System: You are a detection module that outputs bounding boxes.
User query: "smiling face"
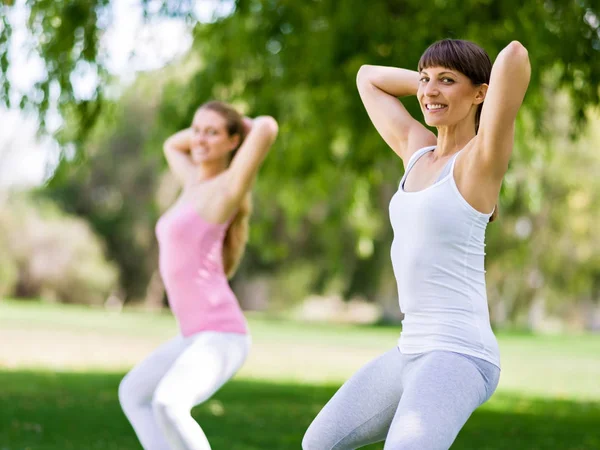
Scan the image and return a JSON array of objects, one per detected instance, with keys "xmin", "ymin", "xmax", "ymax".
[
  {"xmin": 189, "ymin": 108, "xmax": 241, "ymax": 165},
  {"xmin": 418, "ymin": 67, "xmax": 486, "ymax": 129},
  {"xmin": 417, "ymin": 39, "xmax": 492, "ymax": 133}
]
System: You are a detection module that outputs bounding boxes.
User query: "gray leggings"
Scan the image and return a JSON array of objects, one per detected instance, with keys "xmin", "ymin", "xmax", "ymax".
[{"xmin": 302, "ymin": 348, "xmax": 500, "ymax": 450}]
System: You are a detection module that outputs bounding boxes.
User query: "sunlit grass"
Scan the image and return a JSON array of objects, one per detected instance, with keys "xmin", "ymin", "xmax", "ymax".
[{"xmin": 2, "ymin": 299, "xmax": 600, "ymax": 449}]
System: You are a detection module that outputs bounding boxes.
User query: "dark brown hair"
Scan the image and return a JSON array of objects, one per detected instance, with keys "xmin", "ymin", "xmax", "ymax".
[
  {"xmin": 198, "ymin": 101, "xmax": 252, "ymax": 277},
  {"xmin": 418, "ymin": 39, "xmax": 492, "ymax": 133},
  {"xmin": 419, "ymin": 40, "xmax": 498, "ymax": 222}
]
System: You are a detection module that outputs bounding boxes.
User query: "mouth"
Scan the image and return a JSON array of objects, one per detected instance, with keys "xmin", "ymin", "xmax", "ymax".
[
  {"xmin": 425, "ymin": 103, "xmax": 448, "ymax": 112},
  {"xmin": 192, "ymin": 147, "xmax": 209, "ymax": 157}
]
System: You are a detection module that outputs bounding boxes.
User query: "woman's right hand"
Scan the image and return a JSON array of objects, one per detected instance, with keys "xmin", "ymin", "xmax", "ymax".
[{"xmin": 356, "ymin": 65, "xmax": 436, "ymax": 164}]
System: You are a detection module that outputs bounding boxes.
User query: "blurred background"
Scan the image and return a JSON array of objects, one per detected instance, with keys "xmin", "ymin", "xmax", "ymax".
[{"xmin": 1, "ymin": 0, "xmax": 599, "ymax": 449}]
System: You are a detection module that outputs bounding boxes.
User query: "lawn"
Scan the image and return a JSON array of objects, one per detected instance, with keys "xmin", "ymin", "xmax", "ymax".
[{"xmin": 1, "ymin": 299, "xmax": 599, "ymax": 449}]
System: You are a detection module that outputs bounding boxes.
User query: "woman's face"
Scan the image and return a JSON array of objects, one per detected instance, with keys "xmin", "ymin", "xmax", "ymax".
[
  {"xmin": 417, "ymin": 66, "xmax": 486, "ymax": 129},
  {"xmin": 189, "ymin": 108, "xmax": 240, "ymax": 165}
]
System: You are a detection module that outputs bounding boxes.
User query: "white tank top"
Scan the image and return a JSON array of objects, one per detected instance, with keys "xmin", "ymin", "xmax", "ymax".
[{"xmin": 389, "ymin": 145, "xmax": 500, "ymax": 368}]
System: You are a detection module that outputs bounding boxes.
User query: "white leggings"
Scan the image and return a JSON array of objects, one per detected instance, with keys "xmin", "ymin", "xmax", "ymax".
[
  {"xmin": 303, "ymin": 348, "xmax": 500, "ymax": 450},
  {"xmin": 119, "ymin": 331, "xmax": 250, "ymax": 450}
]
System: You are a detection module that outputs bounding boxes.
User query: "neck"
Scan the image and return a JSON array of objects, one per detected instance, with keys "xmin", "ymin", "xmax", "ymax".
[
  {"xmin": 434, "ymin": 118, "xmax": 476, "ymax": 158},
  {"xmin": 197, "ymin": 157, "xmax": 229, "ymax": 181}
]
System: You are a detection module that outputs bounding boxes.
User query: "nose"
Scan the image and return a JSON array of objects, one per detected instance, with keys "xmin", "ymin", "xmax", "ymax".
[
  {"xmin": 423, "ymin": 80, "xmax": 439, "ymax": 97},
  {"xmin": 194, "ymin": 133, "xmax": 207, "ymax": 146}
]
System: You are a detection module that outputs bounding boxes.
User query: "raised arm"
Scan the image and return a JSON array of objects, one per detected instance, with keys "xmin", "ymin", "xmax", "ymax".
[
  {"xmin": 224, "ymin": 116, "xmax": 279, "ymax": 202},
  {"xmin": 163, "ymin": 128, "xmax": 196, "ymax": 184},
  {"xmin": 477, "ymin": 41, "xmax": 531, "ymax": 178},
  {"xmin": 356, "ymin": 65, "xmax": 436, "ymax": 162}
]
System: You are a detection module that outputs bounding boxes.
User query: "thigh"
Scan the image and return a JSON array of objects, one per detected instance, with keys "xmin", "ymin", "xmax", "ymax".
[
  {"xmin": 154, "ymin": 332, "xmax": 250, "ymax": 408},
  {"xmin": 303, "ymin": 348, "xmax": 405, "ymax": 450},
  {"xmin": 385, "ymin": 351, "xmax": 496, "ymax": 450},
  {"xmin": 121, "ymin": 335, "xmax": 187, "ymax": 400}
]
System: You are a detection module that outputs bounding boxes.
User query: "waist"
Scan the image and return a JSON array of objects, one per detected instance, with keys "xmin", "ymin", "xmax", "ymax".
[
  {"xmin": 166, "ymin": 286, "xmax": 248, "ymax": 336},
  {"xmin": 399, "ymin": 312, "xmax": 500, "ymax": 368},
  {"xmin": 165, "ymin": 279, "xmax": 236, "ymax": 309},
  {"xmin": 160, "ymin": 263, "xmax": 229, "ymax": 289}
]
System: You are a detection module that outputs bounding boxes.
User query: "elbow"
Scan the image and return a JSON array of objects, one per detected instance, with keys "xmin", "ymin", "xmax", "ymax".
[
  {"xmin": 506, "ymin": 41, "xmax": 529, "ymax": 62},
  {"xmin": 162, "ymin": 140, "xmax": 172, "ymax": 157},
  {"xmin": 356, "ymin": 65, "xmax": 374, "ymax": 88},
  {"xmin": 254, "ymin": 116, "xmax": 279, "ymax": 139},
  {"xmin": 502, "ymin": 41, "xmax": 530, "ymax": 79}
]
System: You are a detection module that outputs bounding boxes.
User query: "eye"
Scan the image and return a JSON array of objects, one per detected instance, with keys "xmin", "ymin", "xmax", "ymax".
[
  {"xmin": 419, "ymin": 76, "xmax": 429, "ymax": 83},
  {"xmin": 206, "ymin": 128, "xmax": 218, "ymax": 136},
  {"xmin": 441, "ymin": 77, "xmax": 454, "ymax": 84}
]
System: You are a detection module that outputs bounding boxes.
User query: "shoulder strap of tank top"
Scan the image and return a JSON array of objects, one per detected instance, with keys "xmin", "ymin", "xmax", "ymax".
[
  {"xmin": 435, "ymin": 150, "xmax": 462, "ymax": 182},
  {"xmin": 449, "ymin": 150, "xmax": 495, "ymax": 217},
  {"xmin": 449, "ymin": 149, "xmax": 463, "ymax": 177},
  {"xmin": 400, "ymin": 146, "xmax": 435, "ymax": 186},
  {"xmin": 405, "ymin": 145, "xmax": 436, "ymax": 173}
]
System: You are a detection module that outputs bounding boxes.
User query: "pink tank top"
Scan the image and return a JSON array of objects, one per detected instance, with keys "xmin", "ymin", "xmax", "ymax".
[{"xmin": 156, "ymin": 202, "xmax": 248, "ymax": 336}]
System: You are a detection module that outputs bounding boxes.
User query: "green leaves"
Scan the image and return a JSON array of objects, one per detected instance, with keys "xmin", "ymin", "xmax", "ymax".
[
  {"xmin": 0, "ymin": 4, "xmax": 13, "ymax": 107},
  {"xmin": 5, "ymin": 0, "xmax": 599, "ymax": 309}
]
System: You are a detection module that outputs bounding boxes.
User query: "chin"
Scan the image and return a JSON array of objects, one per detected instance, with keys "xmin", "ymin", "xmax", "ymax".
[
  {"xmin": 425, "ymin": 116, "xmax": 457, "ymax": 128},
  {"xmin": 424, "ymin": 117, "xmax": 442, "ymax": 127},
  {"xmin": 191, "ymin": 151, "xmax": 212, "ymax": 163}
]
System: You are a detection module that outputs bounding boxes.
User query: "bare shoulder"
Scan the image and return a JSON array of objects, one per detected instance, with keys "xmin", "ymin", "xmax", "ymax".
[
  {"xmin": 185, "ymin": 175, "xmax": 237, "ymax": 224},
  {"xmin": 401, "ymin": 127, "xmax": 437, "ymax": 166},
  {"xmin": 453, "ymin": 136, "xmax": 501, "ymax": 214}
]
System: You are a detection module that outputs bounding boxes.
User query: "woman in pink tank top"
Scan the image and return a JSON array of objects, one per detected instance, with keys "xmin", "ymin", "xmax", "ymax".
[{"xmin": 119, "ymin": 101, "xmax": 278, "ymax": 449}]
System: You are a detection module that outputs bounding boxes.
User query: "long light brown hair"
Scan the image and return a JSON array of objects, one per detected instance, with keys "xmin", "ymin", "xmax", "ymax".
[
  {"xmin": 419, "ymin": 39, "xmax": 499, "ymax": 222},
  {"xmin": 199, "ymin": 101, "xmax": 252, "ymax": 278}
]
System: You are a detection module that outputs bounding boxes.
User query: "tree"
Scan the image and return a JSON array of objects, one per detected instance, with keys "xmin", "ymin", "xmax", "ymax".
[
  {"xmin": 43, "ymin": 73, "xmax": 168, "ymax": 304},
  {"xmin": 2, "ymin": 0, "xmax": 600, "ymax": 317},
  {"xmin": 2, "ymin": 1, "xmax": 599, "ymax": 133}
]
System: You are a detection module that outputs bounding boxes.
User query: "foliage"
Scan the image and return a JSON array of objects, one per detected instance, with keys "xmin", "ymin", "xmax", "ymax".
[
  {"xmin": 485, "ymin": 98, "xmax": 600, "ymax": 325},
  {"xmin": 0, "ymin": 193, "xmax": 118, "ymax": 304},
  {"xmin": 1, "ymin": 1, "xmax": 599, "ymax": 132},
  {"xmin": 43, "ymin": 74, "xmax": 168, "ymax": 302},
  {"xmin": 152, "ymin": 0, "xmax": 600, "ymax": 313},
  {"xmin": 2, "ymin": 0, "xmax": 600, "ymax": 318}
]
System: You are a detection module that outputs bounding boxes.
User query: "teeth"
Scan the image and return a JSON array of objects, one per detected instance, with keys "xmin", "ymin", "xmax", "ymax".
[{"xmin": 427, "ymin": 104, "xmax": 446, "ymax": 110}]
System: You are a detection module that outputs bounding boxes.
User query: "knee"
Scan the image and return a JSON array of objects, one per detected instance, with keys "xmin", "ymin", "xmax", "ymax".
[
  {"xmin": 302, "ymin": 420, "xmax": 333, "ymax": 450},
  {"xmin": 151, "ymin": 395, "xmax": 189, "ymax": 427},
  {"xmin": 301, "ymin": 429, "xmax": 317, "ymax": 450},
  {"xmin": 384, "ymin": 427, "xmax": 451, "ymax": 450},
  {"xmin": 118, "ymin": 375, "xmax": 139, "ymax": 414},
  {"xmin": 301, "ymin": 421, "xmax": 318, "ymax": 450},
  {"xmin": 384, "ymin": 437, "xmax": 438, "ymax": 450}
]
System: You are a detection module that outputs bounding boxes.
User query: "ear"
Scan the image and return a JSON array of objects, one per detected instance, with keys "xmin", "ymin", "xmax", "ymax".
[
  {"xmin": 474, "ymin": 83, "xmax": 488, "ymax": 105},
  {"xmin": 229, "ymin": 133, "xmax": 241, "ymax": 151}
]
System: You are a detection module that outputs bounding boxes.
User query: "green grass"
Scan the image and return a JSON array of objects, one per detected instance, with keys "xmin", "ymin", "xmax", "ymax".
[
  {"xmin": 2, "ymin": 299, "xmax": 600, "ymax": 449},
  {"xmin": 1, "ymin": 371, "xmax": 599, "ymax": 450}
]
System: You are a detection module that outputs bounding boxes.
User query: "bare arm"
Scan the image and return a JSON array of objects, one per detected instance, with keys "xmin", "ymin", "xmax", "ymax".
[
  {"xmin": 477, "ymin": 41, "xmax": 531, "ymax": 178},
  {"xmin": 224, "ymin": 116, "xmax": 279, "ymax": 202},
  {"xmin": 356, "ymin": 65, "xmax": 436, "ymax": 162},
  {"xmin": 163, "ymin": 128, "xmax": 196, "ymax": 184}
]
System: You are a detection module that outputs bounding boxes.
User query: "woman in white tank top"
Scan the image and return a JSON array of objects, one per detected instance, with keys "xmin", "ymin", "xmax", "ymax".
[{"xmin": 303, "ymin": 39, "xmax": 530, "ymax": 449}]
